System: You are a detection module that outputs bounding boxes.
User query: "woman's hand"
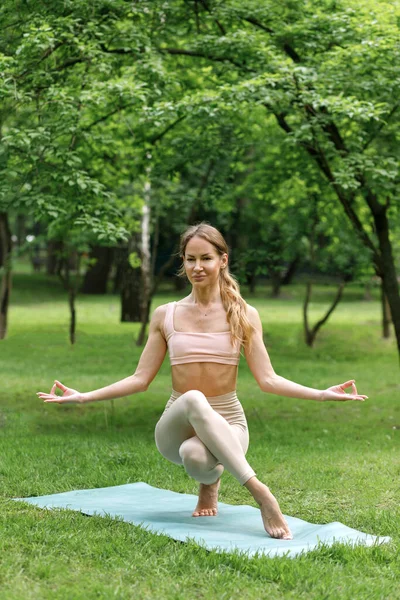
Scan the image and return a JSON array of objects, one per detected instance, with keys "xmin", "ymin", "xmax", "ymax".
[
  {"xmin": 320, "ymin": 380, "xmax": 368, "ymax": 402},
  {"xmin": 36, "ymin": 380, "xmax": 85, "ymax": 404}
]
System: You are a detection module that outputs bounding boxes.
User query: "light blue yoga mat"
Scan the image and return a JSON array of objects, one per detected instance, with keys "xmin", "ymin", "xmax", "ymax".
[{"xmin": 14, "ymin": 482, "xmax": 391, "ymax": 558}]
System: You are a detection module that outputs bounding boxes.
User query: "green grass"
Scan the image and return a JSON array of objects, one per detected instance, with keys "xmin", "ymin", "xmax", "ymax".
[{"xmin": 1, "ymin": 270, "xmax": 399, "ymax": 599}]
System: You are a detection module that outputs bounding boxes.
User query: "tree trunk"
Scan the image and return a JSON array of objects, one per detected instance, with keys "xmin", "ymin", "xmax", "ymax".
[
  {"xmin": 247, "ymin": 270, "xmax": 257, "ymax": 294},
  {"xmin": 68, "ymin": 286, "xmax": 76, "ymax": 345},
  {"xmin": 174, "ymin": 274, "xmax": 187, "ymax": 291},
  {"xmin": 137, "ymin": 176, "xmax": 152, "ymax": 346},
  {"xmin": 16, "ymin": 214, "xmax": 26, "ymax": 248},
  {"xmin": 46, "ymin": 240, "xmax": 63, "ymax": 275},
  {"xmin": 57, "ymin": 251, "xmax": 81, "ymax": 345},
  {"xmin": 0, "ymin": 212, "xmax": 12, "ymax": 340},
  {"xmin": 270, "ymin": 274, "xmax": 281, "ymax": 298},
  {"xmin": 381, "ymin": 280, "xmax": 392, "ymax": 339},
  {"xmin": 363, "ymin": 278, "xmax": 373, "ymax": 301},
  {"xmin": 374, "ymin": 210, "xmax": 400, "ymax": 353},
  {"xmin": 137, "ymin": 299, "xmax": 152, "ymax": 346},
  {"xmin": 121, "ymin": 270, "xmax": 142, "ymax": 322},
  {"xmin": 303, "ymin": 282, "xmax": 313, "ymax": 346},
  {"xmin": 81, "ymin": 245, "xmax": 114, "ymax": 294},
  {"xmin": 303, "ymin": 281, "xmax": 345, "ymax": 347},
  {"xmin": 282, "ymin": 255, "xmax": 301, "ymax": 286},
  {"xmin": 120, "ymin": 240, "xmax": 142, "ymax": 322}
]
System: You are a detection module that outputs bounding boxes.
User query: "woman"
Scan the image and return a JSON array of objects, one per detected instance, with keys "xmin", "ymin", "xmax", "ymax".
[{"xmin": 37, "ymin": 223, "xmax": 367, "ymax": 541}]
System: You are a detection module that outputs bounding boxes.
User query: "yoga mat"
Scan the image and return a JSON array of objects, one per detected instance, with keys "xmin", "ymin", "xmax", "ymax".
[{"xmin": 14, "ymin": 482, "xmax": 391, "ymax": 558}]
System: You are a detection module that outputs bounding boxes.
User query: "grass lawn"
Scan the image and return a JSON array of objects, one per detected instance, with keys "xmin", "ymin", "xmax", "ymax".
[{"xmin": 0, "ymin": 270, "xmax": 399, "ymax": 599}]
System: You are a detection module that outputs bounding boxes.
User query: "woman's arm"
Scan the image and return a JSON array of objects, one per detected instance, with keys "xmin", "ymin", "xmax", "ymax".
[
  {"xmin": 244, "ymin": 305, "xmax": 367, "ymax": 402},
  {"xmin": 37, "ymin": 305, "xmax": 168, "ymax": 404}
]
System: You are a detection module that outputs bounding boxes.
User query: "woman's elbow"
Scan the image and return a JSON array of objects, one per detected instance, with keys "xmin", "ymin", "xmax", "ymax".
[
  {"xmin": 259, "ymin": 375, "xmax": 279, "ymax": 393},
  {"xmin": 139, "ymin": 378, "xmax": 151, "ymax": 392},
  {"xmin": 130, "ymin": 374, "xmax": 150, "ymax": 393}
]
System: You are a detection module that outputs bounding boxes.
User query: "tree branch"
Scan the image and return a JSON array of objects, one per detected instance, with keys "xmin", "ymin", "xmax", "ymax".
[
  {"xmin": 159, "ymin": 47, "xmax": 253, "ymax": 72},
  {"xmin": 311, "ymin": 281, "xmax": 345, "ymax": 336},
  {"xmin": 99, "ymin": 43, "xmax": 138, "ymax": 55},
  {"xmin": 240, "ymin": 16, "xmax": 301, "ymax": 63},
  {"xmin": 198, "ymin": 0, "xmax": 227, "ymax": 35},
  {"xmin": 82, "ymin": 103, "xmax": 139, "ymax": 131},
  {"xmin": 363, "ymin": 103, "xmax": 399, "ymax": 151},
  {"xmin": 148, "ymin": 115, "xmax": 186, "ymax": 145},
  {"xmin": 16, "ymin": 41, "xmax": 65, "ymax": 79},
  {"xmin": 54, "ymin": 57, "xmax": 89, "ymax": 71},
  {"xmin": 270, "ymin": 108, "xmax": 380, "ymax": 263},
  {"xmin": 303, "ymin": 94, "xmax": 387, "ymax": 218}
]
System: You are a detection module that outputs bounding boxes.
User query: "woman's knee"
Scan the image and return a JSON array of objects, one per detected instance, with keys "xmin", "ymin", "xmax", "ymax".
[
  {"xmin": 181, "ymin": 390, "xmax": 208, "ymax": 418},
  {"xmin": 179, "ymin": 438, "xmax": 222, "ymax": 483},
  {"xmin": 179, "ymin": 437, "xmax": 214, "ymax": 468}
]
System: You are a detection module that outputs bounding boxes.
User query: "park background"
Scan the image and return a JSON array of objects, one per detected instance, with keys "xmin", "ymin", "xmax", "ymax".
[{"xmin": 1, "ymin": 0, "xmax": 399, "ymax": 598}]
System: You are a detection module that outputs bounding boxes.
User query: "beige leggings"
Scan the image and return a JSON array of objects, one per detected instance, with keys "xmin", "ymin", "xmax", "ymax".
[{"xmin": 154, "ymin": 389, "xmax": 256, "ymax": 485}]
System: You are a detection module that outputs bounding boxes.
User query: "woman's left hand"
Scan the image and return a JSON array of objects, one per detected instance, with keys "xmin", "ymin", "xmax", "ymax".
[{"xmin": 320, "ymin": 380, "xmax": 368, "ymax": 402}]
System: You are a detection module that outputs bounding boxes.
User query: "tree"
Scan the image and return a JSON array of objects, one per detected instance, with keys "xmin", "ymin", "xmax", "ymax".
[
  {"xmin": 136, "ymin": 0, "xmax": 400, "ymax": 358},
  {"xmin": 302, "ymin": 196, "xmax": 373, "ymax": 346},
  {"xmin": 0, "ymin": 0, "xmax": 135, "ymax": 338}
]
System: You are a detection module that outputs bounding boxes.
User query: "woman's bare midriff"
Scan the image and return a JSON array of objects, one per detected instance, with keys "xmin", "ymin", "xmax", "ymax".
[{"xmin": 171, "ymin": 363, "xmax": 238, "ymax": 397}]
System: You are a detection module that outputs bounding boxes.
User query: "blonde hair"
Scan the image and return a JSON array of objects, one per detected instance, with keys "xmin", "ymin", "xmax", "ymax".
[{"xmin": 179, "ymin": 223, "xmax": 254, "ymax": 350}]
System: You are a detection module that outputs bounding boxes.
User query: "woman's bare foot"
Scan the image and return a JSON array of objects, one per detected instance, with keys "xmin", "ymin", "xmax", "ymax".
[
  {"xmin": 245, "ymin": 478, "xmax": 292, "ymax": 540},
  {"xmin": 192, "ymin": 479, "xmax": 220, "ymax": 517}
]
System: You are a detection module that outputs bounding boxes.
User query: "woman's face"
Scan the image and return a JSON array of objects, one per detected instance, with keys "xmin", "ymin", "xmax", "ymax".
[{"xmin": 183, "ymin": 236, "xmax": 227, "ymax": 287}]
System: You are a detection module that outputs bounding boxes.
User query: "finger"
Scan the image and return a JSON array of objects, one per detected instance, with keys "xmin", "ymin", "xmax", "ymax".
[
  {"xmin": 332, "ymin": 393, "xmax": 366, "ymax": 402},
  {"xmin": 352, "ymin": 381, "xmax": 358, "ymax": 395},
  {"xmin": 37, "ymin": 393, "xmax": 58, "ymax": 400},
  {"xmin": 55, "ymin": 380, "xmax": 67, "ymax": 392},
  {"xmin": 341, "ymin": 380, "xmax": 354, "ymax": 390},
  {"xmin": 50, "ymin": 383, "xmax": 57, "ymax": 395}
]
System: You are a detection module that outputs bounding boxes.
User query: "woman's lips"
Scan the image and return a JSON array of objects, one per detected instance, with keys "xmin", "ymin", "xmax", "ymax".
[{"xmin": 193, "ymin": 275, "xmax": 206, "ymax": 280}]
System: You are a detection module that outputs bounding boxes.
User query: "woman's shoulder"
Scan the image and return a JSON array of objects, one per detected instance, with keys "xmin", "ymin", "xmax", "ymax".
[
  {"xmin": 245, "ymin": 302, "xmax": 258, "ymax": 317},
  {"xmin": 152, "ymin": 297, "xmax": 189, "ymax": 319},
  {"xmin": 151, "ymin": 303, "xmax": 171, "ymax": 324},
  {"xmin": 244, "ymin": 302, "xmax": 262, "ymax": 327}
]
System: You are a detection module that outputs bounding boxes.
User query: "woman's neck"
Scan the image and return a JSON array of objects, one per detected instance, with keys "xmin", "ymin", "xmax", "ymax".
[{"xmin": 189, "ymin": 284, "xmax": 222, "ymax": 307}]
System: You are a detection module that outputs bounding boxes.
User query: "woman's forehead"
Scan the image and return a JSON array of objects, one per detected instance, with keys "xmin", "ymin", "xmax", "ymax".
[{"xmin": 185, "ymin": 236, "xmax": 217, "ymax": 255}]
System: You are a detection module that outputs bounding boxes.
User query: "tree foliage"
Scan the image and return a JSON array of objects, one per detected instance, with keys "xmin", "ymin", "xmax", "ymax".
[{"xmin": 1, "ymin": 0, "xmax": 399, "ymax": 353}]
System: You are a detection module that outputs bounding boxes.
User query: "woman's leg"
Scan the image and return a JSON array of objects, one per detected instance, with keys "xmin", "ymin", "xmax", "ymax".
[
  {"xmin": 244, "ymin": 477, "xmax": 292, "ymax": 540},
  {"xmin": 155, "ymin": 389, "xmax": 255, "ymax": 485},
  {"xmin": 155, "ymin": 389, "xmax": 292, "ymax": 539},
  {"xmin": 180, "ymin": 424, "xmax": 248, "ymax": 517}
]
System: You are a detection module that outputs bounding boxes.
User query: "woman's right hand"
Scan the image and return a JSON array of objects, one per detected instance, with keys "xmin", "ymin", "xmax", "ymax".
[{"xmin": 36, "ymin": 380, "xmax": 85, "ymax": 404}]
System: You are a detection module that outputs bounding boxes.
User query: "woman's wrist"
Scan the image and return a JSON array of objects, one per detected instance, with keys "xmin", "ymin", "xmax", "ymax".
[{"xmin": 80, "ymin": 392, "xmax": 92, "ymax": 404}]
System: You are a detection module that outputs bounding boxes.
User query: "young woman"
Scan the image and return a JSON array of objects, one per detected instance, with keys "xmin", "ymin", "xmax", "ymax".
[{"xmin": 37, "ymin": 223, "xmax": 367, "ymax": 540}]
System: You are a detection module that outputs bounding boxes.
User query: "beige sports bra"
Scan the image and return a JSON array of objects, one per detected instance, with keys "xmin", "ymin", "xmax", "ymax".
[{"xmin": 164, "ymin": 302, "xmax": 240, "ymax": 366}]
